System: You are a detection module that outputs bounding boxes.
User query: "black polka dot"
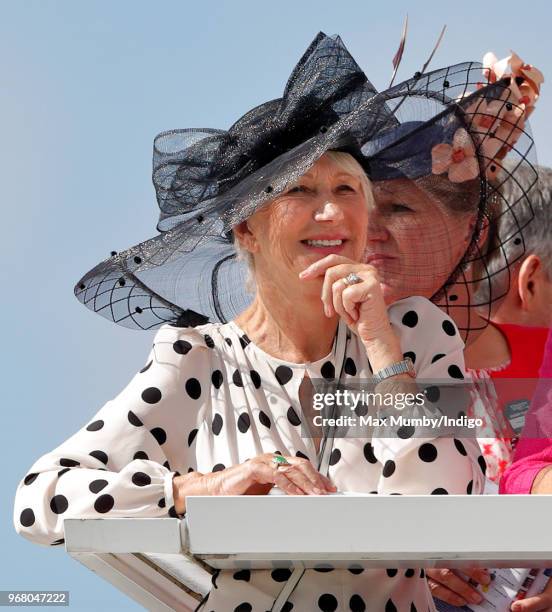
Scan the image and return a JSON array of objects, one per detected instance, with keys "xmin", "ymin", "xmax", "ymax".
[
  {"xmin": 128, "ymin": 410, "xmax": 143, "ymax": 427},
  {"xmin": 89, "ymin": 479, "xmax": 108, "ymax": 493},
  {"xmin": 239, "ymin": 334, "xmax": 251, "ymax": 349},
  {"xmin": 386, "ymin": 568, "xmax": 398, "ymax": 577},
  {"xmin": 431, "ymin": 353, "xmax": 446, "ymax": 363},
  {"xmin": 314, "ymin": 565, "xmax": 334, "ymax": 572},
  {"xmin": 224, "ymin": 337, "xmax": 232, "ymax": 347},
  {"xmin": 20, "ymin": 508, "xmax": 35, "ymax": 527},
  {"xmin": 50, "ymin": 538, "xmax": 65, "ymax": 546},
  {"xmin": 94, "ymin": 494, "xmax": 115, "ymax": 513},
  {"xmin": 447, "ymin": 365, "xmax": 464, "ymax": 379},
  {"xmin": 401, "ymin": 311, "xmax": 418, "ymax": 328},
  {"xmin": 158, "ymin": 498, "xmax": 166, "ymax": 508},
  {"xmin": 397, "ymin": 425, "xmax": 415, "ymax": 439},
  {"xmin": 150, "ymin": 427, "xmax": 167, "ymax": 445},
  {"xmin": 133, "ymin": 451, "xmax": 148, "ymax": 460},
  {"xmin": 478, "ymin": 455, "xmax": 487, "ymax": 476},
  {"xmin": 141, "ymin": 387, "xmax": 162, "ymax": 404},
  {"xmin": 348, "ymin": 566, "xmax": 364, "ymax": 575},
  {"xmin": 454, "ymin": 439, "xmax": 467, "ymax": 456},
  {"xmin": 50, "ymin": 495, "xmax": 68, "ymax": 514},
  {"xmin": 382, "ymin": 460, "xmax": 396, "ymax": 478},
  {"xmin": 418, "ymin": 443, "xmax": 438, "ymax": 462},
  {"xmin": 212, "ymin": 463, "xmax": 225, "ymax": 472},
  {"xmin": 173, "ymin": 340, "xmax": 192, "ymax": 355},
  {"xmin": 275, "ymin": 365, "xmax": 293, "ymax": 385},
  {"xmin": 185, "ymin": 378, "xmax": 202, "ymax": 399},
  {"xmin": 419, "ymin": 568, "xmax": 425, "ymax": 578},
  {"xmin": 349, "ymin": 594, "xmax": 366, "ymax": 611},
  {"xmin": 188, "ymin": 429, "xmax": 198, "ymax": 446},
  {"xmin": 405, "ymin": 568, "xmax": 415, "ymax": 577},
  {"xmin": 431, "ymin": 488, "xmax": 449, "ymax": 495},
  {"xmin": 24, "ymin": 473, "xmax": 39, "ymax": 485},
  {"xmin": 55, "ymin": 467, "xmax": 69, "ymax": 478},
  {"xmin": 232, "ymin": 370, "xmax": 244, "ymax": 387},
  {"xmin": 89, "ymin": 450, "xmax": 108, "ymax": 465},
  {"xmin": 385, "ymin": 599, "xmax": 398, "ymax": 612},
  {"xmin": 295, "ymin": 450, "xmax": 308, "ymax": 459},
  {"xmin": 321, "ymin": 361, "xmax": 335, "ymax": 380},
  {"xmin": 329, "ymin": 448, "xmax": 341, "ymax": 466},
  {"xmin": 237, "ymin": 412, "xmax": 251, "ymax": 433},
  {"xmin": 403, "ymin": 351, "xmax": 416, "ymax": 364},
  {"xmin": 271, "ymin": 568, "xmax": 292, "ymax": 582},
  {"xmin": 168, "ymin": 505, "xmax": 179, "ymax": 518},
  {"xmin": 355, "ymin": 402, "xmax": 368, "ymax": 417},
  {"xmin": 60, "ymin": 458, "xmax": 80, "ymax": 467},
  {"xmin": 424, "ymin": 386, "xmax": 440, "ymax": 403},
  {"xmin": 344, "ymin": 357, "xmax": 357, "ymax": 376},
  {"xmin": 287, "ymin": 406, "xmax": 301, "ymax": 426},
  {"xmin": 250, "ymin": 370, "xmax": 261, "ymax": 389},
  {"xmin": 211, "ymin": 370, "xmax": 223, "ymax": 389},
  {"xmin": 363, "ymin": 442, "xmax": 377, "ymax": 464},
  {"xmin": 86, "ymin": 420, "xmax": 104, "ymax": 432},
  {"xmin": 466, "ymin": 480, "xmax": 473, "ymax": 494},
  {"xmin": 204, "ymin": 334, "xmax": 215, "ymax": 348},
  {"xmin": 187, "ymin": 467, "xmax": 194, "ymax": 473},
  {"xmin": 442, "ymin": 320, "xmax": 457, "ymax": 336},
  {"xmin": 132, "ymin": 472, "xmax": 151, "ymax": 487},
  {"xmin": 233, "ymin": 604, "xmax": 252, "ymax": 612},
  {"xmin": 318, "ymin": 593, "xmax": 338, "ymax": 611},
  {"xmin": 410, "ymin": 604, "xmax": 418, "ymax": 612},
  {"xmin": 282, "ymin": 604, "xmax": 294, "ymax": 612},
  {"xmin": 259, "ymin": 411, "xmax": 271, "ymax": 428},
  {"xmin": 139, "ymin": 360, "xmax": 152, "ymax": 373},
  {"xmin": 233, "ymin": 569, "xmax": 251, "ymax": 582},
  {"xmin": 212, "ymin": 414, "xmax": 223, "ymax": 435}
]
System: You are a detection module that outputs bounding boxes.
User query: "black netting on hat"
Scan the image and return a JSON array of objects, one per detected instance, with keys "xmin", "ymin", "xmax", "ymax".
[{"xmin": 74, "ymin": 32, "xmax": 539, "ymax": 339}]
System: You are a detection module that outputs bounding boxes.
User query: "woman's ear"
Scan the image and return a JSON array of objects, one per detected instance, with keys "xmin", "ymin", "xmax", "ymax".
[
  {"xmin": 517, "ymin": 254, "xmax": 542, "ymax": 309},
  {"xmin": 233, "ymin": 220, "xmax": 259, "ymax": 253}
]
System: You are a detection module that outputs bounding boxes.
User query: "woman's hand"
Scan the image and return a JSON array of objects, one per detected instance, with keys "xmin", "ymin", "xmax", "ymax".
[
  {"xmin": 299, "ymin": 254, "xmax": 391, "ymax": 342},
  {"xmin": 299, "ymin": 254, "xmax": 404, "ymax": 373},
  {"xmin": 172, "ymin": 453, "xmax": 336, "ymax": 513},
  {"xmin": 511, "ymin": 582, "xmax": 552, "ymax": 612},
  {"xmin": 426, "ymin": 568, "xmax": 491, "ymax": 607}
]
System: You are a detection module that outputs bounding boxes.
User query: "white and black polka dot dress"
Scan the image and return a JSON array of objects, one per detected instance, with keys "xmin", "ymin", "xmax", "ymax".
[{"xmin": 14, "ymin": 296, "xmax": 486, "ymax": 611}]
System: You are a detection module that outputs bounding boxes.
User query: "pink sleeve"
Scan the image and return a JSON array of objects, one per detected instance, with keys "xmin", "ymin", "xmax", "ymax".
[
  {"xmin": 499, "ymin": 438, "xmax": 552, "ymax": 494},
  {"xmin": 539, "ymin": 328, "xmax": 552, "ymax": 377}
]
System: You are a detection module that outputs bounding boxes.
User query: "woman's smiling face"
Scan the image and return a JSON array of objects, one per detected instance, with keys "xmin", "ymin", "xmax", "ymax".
[
  {"xmin": 233, "ymin": 152, "xmax": 371, "ymax": 297},
  {"xmin": 368, "ymin": 178, "xmax": 479, "ymax": 302}
]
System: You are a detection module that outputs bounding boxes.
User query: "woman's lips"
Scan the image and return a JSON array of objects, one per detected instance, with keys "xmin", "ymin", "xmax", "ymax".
[
  {"xmin": 364, "ymin": 254, "xmax": 396, "ymax": 265},
  {"xmin": 300, "ymin": 239, "xmax": 348, "ymax": 255}
]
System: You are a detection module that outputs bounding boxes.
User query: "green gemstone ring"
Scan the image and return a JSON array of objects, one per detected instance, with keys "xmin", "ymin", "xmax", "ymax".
[{"xmin": 271, "ymin": 454, "xmax": 291, "ymax": 467}]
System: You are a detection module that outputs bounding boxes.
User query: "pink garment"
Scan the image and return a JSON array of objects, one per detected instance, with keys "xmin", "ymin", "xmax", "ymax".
[{"xmin": 499, "ymin": 328, "xmax": 552, "ymax": 494}]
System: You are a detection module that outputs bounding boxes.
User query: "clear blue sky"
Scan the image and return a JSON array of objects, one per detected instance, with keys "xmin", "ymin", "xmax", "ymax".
[{"xmin": 2, "ymin": 1, "xmax": 551, "ymax": 609}]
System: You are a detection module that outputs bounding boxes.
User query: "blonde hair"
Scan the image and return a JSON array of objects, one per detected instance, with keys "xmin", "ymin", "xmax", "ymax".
[{"xmin": 234, "ymin": 151, "xmax": 373, "ymax": 293}]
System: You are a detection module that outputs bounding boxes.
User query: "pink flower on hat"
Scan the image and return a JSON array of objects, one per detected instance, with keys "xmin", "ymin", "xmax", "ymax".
[
  {"xmin": 482, "ymin": 51, "xmax": 544, "ymax": 111},
  {"xmin": 431, "ymin": 127, "xmax": 479, "ymax": 183}
]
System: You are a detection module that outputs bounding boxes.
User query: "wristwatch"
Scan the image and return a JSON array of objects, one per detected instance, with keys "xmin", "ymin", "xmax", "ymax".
[{"xmin": 373, "ymin": 356, "xmax": 416, "ymax": 383}]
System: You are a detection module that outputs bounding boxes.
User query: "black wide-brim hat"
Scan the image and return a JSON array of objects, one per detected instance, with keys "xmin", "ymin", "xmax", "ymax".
[{"xmin": 74, "ymin": 32, "xmax": 538, "ymax": 337}]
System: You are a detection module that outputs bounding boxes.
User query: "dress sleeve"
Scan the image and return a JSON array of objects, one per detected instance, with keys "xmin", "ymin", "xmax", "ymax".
[
  {"xmin": 371, "ymin": 296, "xmax": 487, "ymax": 496},
  {"xmin": 13, "ymin": 324, "xmax": 212, "ymax": 547}
]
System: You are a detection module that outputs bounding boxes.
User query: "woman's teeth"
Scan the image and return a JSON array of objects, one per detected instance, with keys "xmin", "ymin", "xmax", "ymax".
[{"xmin": 305, "ymin": 239, "xmax": 344, "ymax": 246}]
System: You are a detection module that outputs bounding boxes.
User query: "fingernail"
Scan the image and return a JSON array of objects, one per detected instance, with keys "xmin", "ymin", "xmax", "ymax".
[
  {"xmin": 469, "ymin": 592, "xmax": 483, "ymax": 604},
  {"xmin": 313, "ymin": 487, "xmax": 322, "ymax": 494}
]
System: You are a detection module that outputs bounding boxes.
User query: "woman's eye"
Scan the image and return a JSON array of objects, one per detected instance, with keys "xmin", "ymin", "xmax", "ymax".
[
  {"xmin": 287, "ymin": 185, "xmax": 309, "ymax": 194},
  {"xmin": 336, "ymin": 184, "xmax": 356, "ymax": 193},
  {"xmin": 391, "ymin": 203, "xmax": 413, "ymax": 213}
]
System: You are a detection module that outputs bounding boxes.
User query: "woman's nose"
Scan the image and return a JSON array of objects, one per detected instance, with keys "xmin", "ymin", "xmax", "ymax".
[{"xmin": 313, "ymin": 200, "xmax": 345, "ymax": 222}]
